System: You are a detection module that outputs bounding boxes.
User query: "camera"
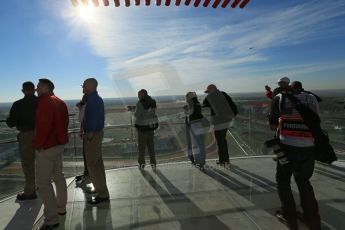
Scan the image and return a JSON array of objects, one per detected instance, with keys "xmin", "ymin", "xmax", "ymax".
[
  {"xmin": 127, "ymin": 105, "xmax": 136, "ymax": 112},
  {"xmin": 262, "ymin": 137, "xmax": 288, "ymax": 164}
]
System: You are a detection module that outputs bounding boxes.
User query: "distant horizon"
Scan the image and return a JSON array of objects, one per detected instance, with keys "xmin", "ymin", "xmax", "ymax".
[{"xmin": 0, "ymin": 87, "xmax": 344, "ymax": 105}]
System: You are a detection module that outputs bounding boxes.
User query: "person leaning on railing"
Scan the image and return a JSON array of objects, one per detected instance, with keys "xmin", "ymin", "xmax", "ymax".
[
  {"xmin": 202, "ymin": 84, "xmax": 238, "ymax": 166},
  {"xmin": 6, "ymin": 81, "xmax": 37, "ymax": 201}
]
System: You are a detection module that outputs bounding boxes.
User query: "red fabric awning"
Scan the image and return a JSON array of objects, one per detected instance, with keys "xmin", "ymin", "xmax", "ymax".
[{"xmin": 71, "ymin": 0, "xmax": 251, "ymax": 8}]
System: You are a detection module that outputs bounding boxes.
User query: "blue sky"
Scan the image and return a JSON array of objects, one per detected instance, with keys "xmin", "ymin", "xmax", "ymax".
[{"xmin": 0, "ymin": 0, "xmax": 344, "ymax": 102}]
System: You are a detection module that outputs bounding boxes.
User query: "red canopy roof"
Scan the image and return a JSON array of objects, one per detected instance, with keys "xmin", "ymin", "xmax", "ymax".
[{"xmin": 71, "ymin": 0, "xmax": 251, "ymax": 8}]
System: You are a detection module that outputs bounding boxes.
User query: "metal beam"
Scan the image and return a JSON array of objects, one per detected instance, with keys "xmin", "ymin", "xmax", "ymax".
[
  {"xmin": 70, "ymin": 0, "xmax": 251, "ymax": 8},
  {"xmin": 239, "ymin": 0, "xmax": 250, "ymax": 8},
  {"xmin": 231, "ymin": 0, "xmax": 241, "ymax": 8},
  {"xmin": 211, "ymin": 0, "xmax": 222, "ymax": 8},
  {"xmin": 203, "ymin": 0, "xmax": 211, "ymax": 7},
  {"xmin": 194, "ymin": 0, "xmax": 202, "ymax": 7},
  {"xmin": 114, "ymin": 0, "xmax": 120, "ymax": 7}
]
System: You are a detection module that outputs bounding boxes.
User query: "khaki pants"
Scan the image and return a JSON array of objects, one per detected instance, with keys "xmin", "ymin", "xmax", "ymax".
[
  {"xmin": 137, "ymin": 130, "xmax": 156, "ymax": 166},
  {"xmin": 36, "ymin": 145, "xmax": 67, "ymax": 225},
  {"xmin": 17, "ymin": 131, "xmax": 36, "ymax": 194},
  {"xmin": 84, "ymin": 130, "xmax": 109, "ymax": 198}
]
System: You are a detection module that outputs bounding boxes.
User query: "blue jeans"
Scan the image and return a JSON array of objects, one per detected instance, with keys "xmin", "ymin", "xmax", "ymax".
[
  {"xmin": 190, "ymin": 122, "xmax": 206, "ymax": 167},
  {"xmin": 185, "ymin": 125, "xmax": 194, "ymax": 163}
]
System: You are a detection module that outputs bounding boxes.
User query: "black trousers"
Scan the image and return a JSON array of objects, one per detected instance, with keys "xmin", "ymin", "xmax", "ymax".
[
  {"xmin": 214, "ymin": 129, "xmax": 229, "ymax": 163},
  {"xmin": 276, "ymin": 145, "xmax": 321, "ymax": 230},
  {"xmin": 137, "ymin": 130, "xmax": 156, "ymax": 166}
]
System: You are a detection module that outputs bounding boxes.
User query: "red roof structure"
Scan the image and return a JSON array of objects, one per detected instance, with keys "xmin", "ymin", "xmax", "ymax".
[{"xmin": 71, "ymin": 0, "xmax": 251, "ymax": 8}]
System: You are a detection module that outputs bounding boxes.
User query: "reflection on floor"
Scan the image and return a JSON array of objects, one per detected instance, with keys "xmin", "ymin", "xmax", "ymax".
[{"xmin": 1, "ymin": 157, "xmax": 345, "ymax": 230}]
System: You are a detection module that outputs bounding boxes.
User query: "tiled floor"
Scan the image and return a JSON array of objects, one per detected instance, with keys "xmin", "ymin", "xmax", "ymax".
[{"xmin": 1, "ymin": 157, "xmax": 344, "ymax": 230}]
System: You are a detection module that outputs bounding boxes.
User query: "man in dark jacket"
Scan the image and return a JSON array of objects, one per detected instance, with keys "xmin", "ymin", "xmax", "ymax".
[
  {"xmin": 203, "ymin": 84, "xmax": 238, "ymax": 165},
  {"xmin": 269, "ymin": 87, "xmax": 321, "ymax": 230},
  {"xmin": 6, "ymin": 81, "xmax": 37, "ymax": 200},
  {"xmin": 134, "ymin": 89, "xmax": 158, "ymax": 169},
  {"xmin": 33, "ymin": 78, "xmax": 69, "ymax": 230}
]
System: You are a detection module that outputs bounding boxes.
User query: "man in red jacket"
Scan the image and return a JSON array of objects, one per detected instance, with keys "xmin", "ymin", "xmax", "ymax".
[{"xmin": 33, "ymin": 78, "xmax": 69, "ymax": 230}]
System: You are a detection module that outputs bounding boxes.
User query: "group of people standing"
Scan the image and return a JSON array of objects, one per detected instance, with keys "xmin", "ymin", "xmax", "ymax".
[
  {"xmin": 6, "ymin": 76, "xmax": 323, "ymax": 230},
  {"xmin": 184, "ymin": 84, "xmax": 238, "ymax": 170},
  {"xmin": 6, "ymin": 78, "xmax": 109, "ymax": 230}
]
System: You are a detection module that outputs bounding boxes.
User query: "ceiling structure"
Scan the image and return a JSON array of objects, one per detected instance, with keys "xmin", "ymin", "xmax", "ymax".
[{"xmin": 71, "ymin": 0, "xmax": 251, "ymax": 9}]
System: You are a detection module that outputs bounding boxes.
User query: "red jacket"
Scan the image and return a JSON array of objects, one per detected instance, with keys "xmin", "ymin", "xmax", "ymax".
[{"xmin": 32, "ymin": 92, "xmax": 69, "ymax": 149}]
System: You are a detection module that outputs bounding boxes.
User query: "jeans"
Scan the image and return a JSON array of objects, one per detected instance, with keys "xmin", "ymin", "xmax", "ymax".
[
  {"xmin": 276, "ymin": 145, "xmax": 321, "ymax": 230},
  {"xmin": 185, "ymin": 125, "xmax": 194, "ymax": 163},
  {"xmin": 190, "ymin": 122, "xmax": 206, "ymax": 167}
]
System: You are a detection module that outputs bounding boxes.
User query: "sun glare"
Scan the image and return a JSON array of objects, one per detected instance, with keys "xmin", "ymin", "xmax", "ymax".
[{"xmin": 77, "ymin": 6, "xmax": 95, "ymax": 22}]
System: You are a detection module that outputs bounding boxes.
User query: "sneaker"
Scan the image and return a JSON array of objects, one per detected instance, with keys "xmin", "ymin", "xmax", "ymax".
[
  {"xmin": 275, "ymin": 210, "xmax": 299, "ymax": 230},
  {"xmin": 88, "ymin": 196, "xmax": 110, "ymax": 205},
  {"xmin": 275, "ymin": 210, "xmax": 288, "ymax": 224},
  {"xmin": 38, "ymin": 223, "xmax": 59, "ymax": 230},
  {"xmin": 16, "ymin": 192, "xmax": 37, "ymax": 201},
  {"xmin": 76, "ymin": 175, "xmax": 91, "ymax": 186},
  {"xmin": 138, "ymin": 164, "xmax": 145, "ymax": 170}
]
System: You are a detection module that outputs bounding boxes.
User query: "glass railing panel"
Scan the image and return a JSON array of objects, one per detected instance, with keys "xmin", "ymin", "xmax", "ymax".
[{"xmin": 0, "ymin": 121, "xmax": 24, "ymax": 200}]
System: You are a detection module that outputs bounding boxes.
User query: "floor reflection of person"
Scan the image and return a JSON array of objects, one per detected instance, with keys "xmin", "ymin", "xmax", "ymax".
[{"xmin": 6, "ymin": 81, "xmax": 37, "ymax": 201}]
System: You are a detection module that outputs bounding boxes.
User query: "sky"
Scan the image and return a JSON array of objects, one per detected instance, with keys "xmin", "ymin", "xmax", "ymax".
[{"xmin": 0, "ymin": 0, "xmax": 345, "ymax": 102}]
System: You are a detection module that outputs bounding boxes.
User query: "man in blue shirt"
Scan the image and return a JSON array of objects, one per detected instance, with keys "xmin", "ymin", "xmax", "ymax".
[{"xmin": 82, "ymin": 78, "xmax": 109, "ymax": 204}]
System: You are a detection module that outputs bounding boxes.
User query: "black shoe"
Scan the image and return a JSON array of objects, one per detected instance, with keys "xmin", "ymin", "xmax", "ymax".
[
  {"xmin": 138, "ymin": 164, "xmax": 145, "ymax": 170},
  {"xmin": 58, "ymin": 211, "xmax": 66, "ymax": 216},
  {"xmin": 16, "ymin": 192, "xmax": 37, "ymax": 200},
  {"xmin": 88, "ymin": 196, "xmax": 109, "ymax": 205},
  {"xmin": 275, "ymin": 210, "xmax": 288, "ymax": 224},
  {"xmin": 275, "ymin": 210, "xmax": 299, "ymax": 230},
  {"xmin": 151, "ymin": 164, "xmax": 157, "ymax": 170},
  {"xmin": 39, "ymin": 223, "xmax": 59, "ymax": 230},
  {"xmin": 75, "ymin": 175, "xmax": 83, "ymax": 182}
]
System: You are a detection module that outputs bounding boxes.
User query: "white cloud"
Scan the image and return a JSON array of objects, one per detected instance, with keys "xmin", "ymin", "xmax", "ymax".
[{"xmin": 61, "ymin": 0, "xmax": 345, "ymax": 94}]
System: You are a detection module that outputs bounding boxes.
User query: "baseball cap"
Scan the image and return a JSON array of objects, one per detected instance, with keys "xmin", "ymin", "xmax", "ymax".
[
  {"xmin": 204, "ymin": 84, "xmax": 217, "ymax": 93},
  {"xmin": 277, "ymin": 77, "xmax": 290, "ymax": 84}
]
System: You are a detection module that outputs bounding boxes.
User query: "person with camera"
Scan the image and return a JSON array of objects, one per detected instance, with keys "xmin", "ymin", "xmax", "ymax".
[
  {"xmin": 134, "ymin": 89, "xmax": 158, "ymax": 169},
  {"xmin": 269, "ymin": 84, "xmax": 321, "ymax": 230}
]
